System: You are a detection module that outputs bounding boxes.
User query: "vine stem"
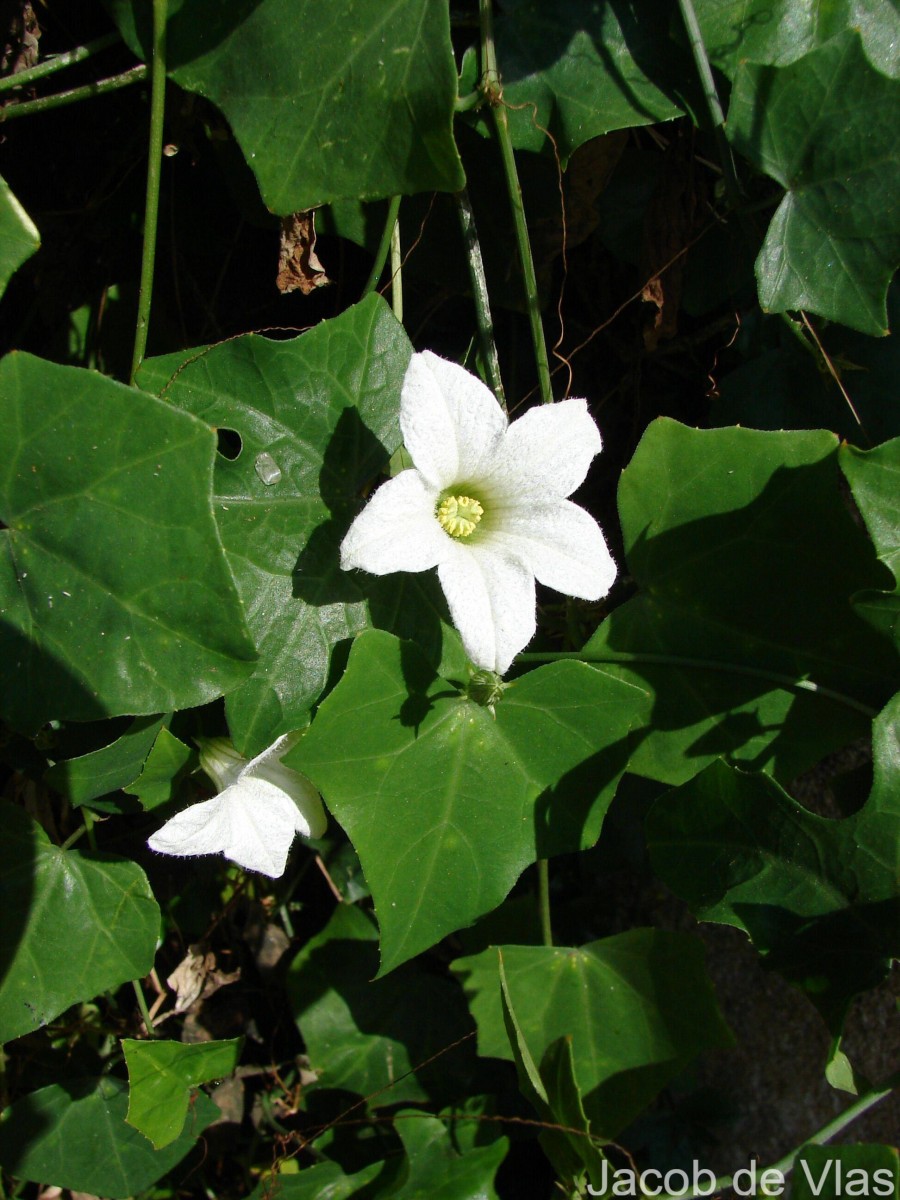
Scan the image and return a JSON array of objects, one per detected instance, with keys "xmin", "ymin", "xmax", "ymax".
[
  {"xmin": 361, "ymin": 195, "xmax": 401, "ymax": 299},
  {"xmin": 0, "ymin": 31, "xmax": 120, "ymax": 93},
  {"xmin": 647, "ymin": 1078, "xmax": 897, "ymax": 1200},
  {"xmin": 132, "ymin": 979, "xmax": 157, "ymax": 1038},
  {"xmin": 537, "ymin": 859, "xmax": 553, "ymax": 946},
  {"xmin": 676, "ymin": 0, "xmax": 741, "ymax": 207},
  {"xmin": 0, "ymin": 64, "xmax": 147, "ymax": 122},
  {"xmin": 130, "ymin": 0, "xmax": 168, "ymax": 384},
  {"xmin": 455, "ymin": 188, "xmax": 505, "ymax": 407},
  {"xmin": 516, "ymin": 650, "xmax": 879, "ymax": 719},
  {"xmin": 479, "ymin": 0, "xmax": 552, "ymax": 405}
]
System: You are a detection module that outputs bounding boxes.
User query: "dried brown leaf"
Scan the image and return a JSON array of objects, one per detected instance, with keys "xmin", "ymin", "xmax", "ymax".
[{"xmin": 276, "ymin": 210, "xmax": 330, "ymax": 295}]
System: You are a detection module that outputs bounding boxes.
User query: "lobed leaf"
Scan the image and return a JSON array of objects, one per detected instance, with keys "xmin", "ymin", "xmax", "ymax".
[
  {"xmin": 290, "ymin": 630, "xmax": 646, "ymax": 973},
  {"xmin": 137, "ymin": 296, "xmax": 464, "ymax": 754},
  {"xmin": 645, "ymin": 691, "xmax": 900, "ymax": 1029},
  {"xmin": 0, "ymin": 801, "xmax": 161, "ymax": 1043},
  {"xmin": 286, "ymin": 904, "xmax": 474, "ymax": 1105},
  {"xmin": 0, "ymin": 354, "xmax": 257, "ymax": 732},
  {"xmin": 452, "ymin": 930, "xmax": 733, "ymax": 1140},
  {"xmin": 44, "ymin": 714, "xmax": 167, "ymax": 809},
  {"xmin": 107, "ymin": 0, "xmax": 465, "ymax": 213},
  {"xmin": 585, "ymin": 419, "xmax": 898, "ymax": 785},
  {"xmin": 459, "ymin": 0, "xmax": 685, "ymax": 157},
  {"xmin": 123, "ymin": 1036, "xmax": 242, "ymax": 1148},
  {"xmin": 696, "ymin": 0, "xmax": 900, "ymax": 80},
  {"xmin": 727, "ymin": 33, "xmax": 900, "ymax": 335},
  {"xmin": 0, "ymin": 1077, "xmax": 218, "ymax": 1198}
]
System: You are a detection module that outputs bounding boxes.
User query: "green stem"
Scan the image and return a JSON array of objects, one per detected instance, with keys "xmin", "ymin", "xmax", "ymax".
[
  {"xmin": 454, "ymin": 89, "xmax": 482, "ymax": 113},
  {"xmin": 537, "ymin": 859, "xmax": 553, "ymax": 946},
  {"xmin": 480, "ymin": 0, "xmax": 552, "ymax": 405},
  {"xmin": 651, "ymin": 1078, "xmax": 896, "ymax": 1200},
  {"xmin": 517, "ymin": 650, "xmax": 879, "ymax": 719},
  {"xmin": 83, "ymin": 808, "xmax": 98, "ymax": 853},
  {"xmin": 0, "ymin": 31, "xmax": 121, "ymax": 93},
  {"xmin": 132, "ymin": 979, "xmax": 157, "ymax": 1038},
  {"xmin": 130, "ymin": 0, "xmax": 167, "ymax": 384},
  {"xmin": 455, "ymin": 188, "xmax": 505, "ymax": 408},
  {"xmin": 60, "ymin": 823, "xmax": 88, "ymax": 852},
  {"xmin": 0, "ymin": 64, "xmax": 147, "ymax": 121},
  {"xmin": 390, "ymin": 212, "xmax": 403, "ymax": 323},
  {"xmin": 676, "ymin": 0, "xmax": 741, "ymax": 207},
  {"xmin": 361, "ymin": 194, "xmax": 402, "ymax": 299}
]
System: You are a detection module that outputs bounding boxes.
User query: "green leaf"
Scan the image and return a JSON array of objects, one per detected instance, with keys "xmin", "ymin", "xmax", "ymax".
[
  {"xmin": 285, "ymin": 904, "xmax": 474, "ymax": 1105},
  {"xmin": 44, "ymin": 714, "xmax": 167, "ymax": 809},
  {"xmin": 452, "ymin": 930, "xmax": 733, "ymax": 1140},
  {"xmin": 123, "ymin": 1036, "xmax": 242, "ymax": 1148},
  {"xmin": 498, "ymin": 955, "xmax": 606, "ymax": 1192},
  {"xmin": 841, "ymin": 438, "xmax": 900, "ymax": 646},
  {"xmin": 108, "ymin": 0, "xmax": 464, "ymax": 213},
  {"xmin": 0, "ymin": 1077, "xmax": 218, "ymax": 1198},
  {"xmin": 247, "ymin": 1160, "xmax": 384, "ymax": 1200},
  {"xmin": 0, "ymin": 175, "xmax": 39, "ymax": 298},
  {"xmin": 460, "ymin": 0, "xmax": 685, "ymax": 157},
  {"xmin": 138, "ymin": 296, "xmax": 463, "ymax": 754},
  {"xmin": 289, "ymin": 630, "xmax": 646, "ymax": 973},
  {"xmin": 584, "ymin": 419, "xmax": 897, "ymax": 786},
  {"xmin": 123, "ymin": 726, "xmax": 197, "ymax": 811},
  {"xmin": 645, "ymin": 691, "xmax": 900, "ymax": 1029},
  {"xmin": 0, "ymin": 801, "xmax": 161, "ymax": 1042},
  {"xmin": 791, "ymin": 1145, "xmax": 899, "ymax": 1200},
  {"xmin": 388, "ymin": 1112, "xmax": 508, "ymax": 1200},
  {"xmin": 697, "ymin": 0, "xmax": 900, "ymax": 80},
  {"xmin": 727, "ymin": 33, "xmax": 900, "ymax": 335},
  {"xmin": 0, "ymin": 353, "xmax": 256, "ymax": 733}
]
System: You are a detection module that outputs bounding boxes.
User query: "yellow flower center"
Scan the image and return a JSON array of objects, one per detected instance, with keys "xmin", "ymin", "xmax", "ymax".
[{"xmin": 437, "ymin": 494, "xmax": 484, "ymax": 538}]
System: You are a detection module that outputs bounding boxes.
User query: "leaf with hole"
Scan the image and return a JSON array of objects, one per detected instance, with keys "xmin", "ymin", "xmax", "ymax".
[
  {"xmin": 137, "ymin": 296, "xmax": 465, "ymax": 755},
  {"xmin": 0, "ymin": 354, "xmax": 256, "ymax": 732}
]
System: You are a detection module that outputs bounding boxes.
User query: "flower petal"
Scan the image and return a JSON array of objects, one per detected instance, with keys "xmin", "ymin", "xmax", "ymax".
[
  {"xmin": 340, "ymin": 470, "xmax": 448, "ymax": 575},
  {"xmin": 482, "ymin": 397, "xmax": 602, "ymax": 500},
  {"xmin": 400, "ymin": 351, "xmax": 507, "ymax": 490},
  {"xmin": 486, "ymin": 499, "xmax": 617, "ymax": 600},
  {"xmin": 437, "ymin": 542, "xmax": 536, "ymax": 674},
  {"xmin": 245, "ymin": 732, "xmax": 328, "ymax": 839},
  {"xmin": 196, "ymin": 737, "xmax": 245, "ymax": 792},
  {"xmin": 148, "ymin": 780, "xmax": 303, "ymax": 877}
]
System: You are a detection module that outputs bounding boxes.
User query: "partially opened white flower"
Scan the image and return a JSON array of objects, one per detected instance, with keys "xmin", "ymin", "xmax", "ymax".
[
  {"xmin": 147, "ymin": 733, "xmax": 326, "ymax": 878},
  {"xmin": 340, "ymin": 351, "xmax": 616, "ymax": 674}
]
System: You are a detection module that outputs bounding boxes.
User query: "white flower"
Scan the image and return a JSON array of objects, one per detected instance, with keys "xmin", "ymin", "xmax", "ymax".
[
  {"xmin": 340, "ymin": 351, "xmax": 616, "ymax": 674},
  {"xmin": 147, "ymin": 733, "xmax": 327, "ymax": 878}
]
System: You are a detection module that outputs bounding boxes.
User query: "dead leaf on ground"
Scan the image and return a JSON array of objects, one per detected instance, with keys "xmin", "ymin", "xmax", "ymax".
[
  {"xmin": 166, "ymin": 944, "xmax": 241, "ymax": 1014},
  {"xmin": 276, "ymin": 210, "xmax": 330, "ymax": 295}
]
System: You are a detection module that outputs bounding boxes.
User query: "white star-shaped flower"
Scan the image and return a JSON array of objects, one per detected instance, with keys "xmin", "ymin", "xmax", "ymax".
[
  {"xmin": 147, "ymin": 733, "xmax": 327, "ymax": 878},
  {"xmin": 340, "ymin": 351, "xmax": 616, "ymax": 674}
]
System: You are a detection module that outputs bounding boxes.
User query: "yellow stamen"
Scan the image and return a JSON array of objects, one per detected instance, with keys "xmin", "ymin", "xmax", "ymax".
[{"xmin": 437, "ymin": 494, "xmax": 484, "ymax": 538}]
